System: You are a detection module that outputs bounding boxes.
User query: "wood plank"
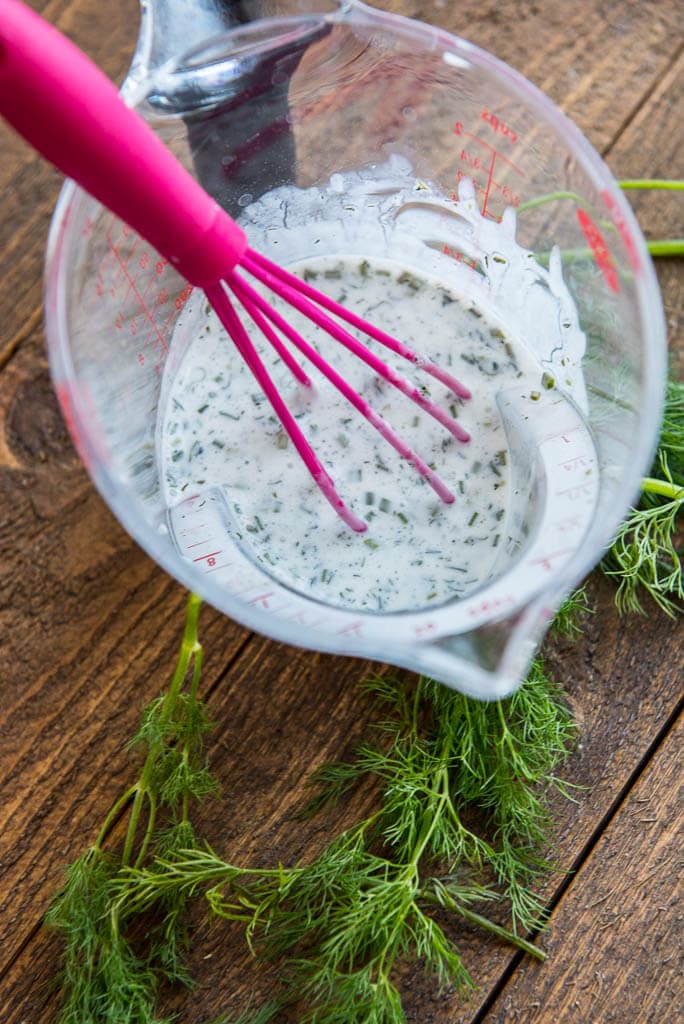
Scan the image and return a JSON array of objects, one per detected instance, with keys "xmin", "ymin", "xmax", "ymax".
[
  {"xmin": 380, "ymin": 0, "xmax": 683, "ymax": 151},
  {"xmin": 478, "ymin": 713, "xmax": 683, "ymax": 1023},
  {"xmin": 0, "ymin": 1, "xmax": 681, "ymax": 1022},
  {"xmin": 604, "ymin": 49, "xmax": 684, "ymax": 383}
]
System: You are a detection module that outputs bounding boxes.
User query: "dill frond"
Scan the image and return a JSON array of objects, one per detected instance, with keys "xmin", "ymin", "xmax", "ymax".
[
  {"xmin": 603, "ymin": 452, "xmax": 683, "ymax": 617},
  {"xmin": 658, "ymin": 377, "xmax": 684, "ymax": 482},
  {"xmin": 550, "ymin": 585, "xmax": 592, "ymax": 639},
  {"xmin": 210, "ymin": 999, "xmax": 282, "ymax": 1024},
  {"xmin": 46, "ymin": 594, "xmax": 219, "ymax": 1023},
  {"xmin": 122, "ymin": 657, "xmax": 570, "ymax": 1021},
  {"xmin": 45, "ymin": 849, "xmax": 170, "ymax": 1024},
  {"xmin": 297, "ymin": 759, "xmax": 365, "ymax": 819},
  {"xmin": 602, "ymin": 374, "xmax": 683, "ymax": 617}
]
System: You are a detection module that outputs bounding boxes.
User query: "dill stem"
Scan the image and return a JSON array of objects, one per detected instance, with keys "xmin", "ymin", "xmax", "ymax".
[
  {"xmin": 517, "ymin": 180, "xmax": 683, "ymax": 218},
  {"xmin": 516, "ymin": 190, "xmax": 584, "ymax": 214},
  {"xmin": 134, "ymin": 791, "xmax": 158, "ymax": 869},
  {"xmin": 122, "ymin": 593, "xmax": 203, "ymax": 868},
  {"xmin": 496, "ymin": 701, "xmax": 521, "ymax": 767},
  {"xmin": 410, "ymin": 760, "xmax": 452, "ymax": 867},
  {"xmin": 646, "ymin": 239, "xmax": 684, "ymax": 257},
  {"xmin": 182, "ymin": 643, "xmax": 204, "ymax": 826},
  {"xmin": 122, "ymin": 786, "xmax": 148, "ymax": 868},
  {"xmin": 619, "ymin": 179, "xmax": 684, "ymax": 191},
  {"xmin": 641, "ymin": 477, "xmax": 683, "ymax": 500},
  {"xmin": 94, "ymin": 784, "xmax": 137, "ymax": 851},
  {"xmin": 160, "ymin": 592, "xmax": 203, "ymax": 727},
  {"xmin": 182, "ymin": 752, "xmax": 190, "ymax": 826},
  {"xmin": 419, "ymin": 890, "xmax": 546, "ymax": 961},
  {"xmin": 410, "ymin": 680, "xmax": 422, "ymax": 737},
  {"xmin": 375, "ymin": 747, "xmax": 454, "ymax": 987}
]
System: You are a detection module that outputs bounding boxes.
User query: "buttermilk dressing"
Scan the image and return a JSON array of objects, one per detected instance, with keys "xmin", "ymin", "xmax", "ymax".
[{"xmin": 160, "ymin": 256, "xmax": 547, "ymax": 613}]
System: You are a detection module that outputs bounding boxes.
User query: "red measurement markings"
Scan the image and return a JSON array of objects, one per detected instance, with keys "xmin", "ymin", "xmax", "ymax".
[
  {"xmin": 338, "ymin": 620, "xmax": 363, "ymax": 637},
  {"xmin": 481, "ymin": 109, "xmax": 519, "ymax": 144},
  {"xmin": 138, "ymin": 282, "xmax": 172, "ymax": 363},
  {"xmin": 193, "ymin": 550, "xmax": 222, "ymax": 566},
  {"xmin": 540, "ymin": 425, "xmax": 582, "ymax": 445},
  {"xmin": 453, "ymin": 121, "xmax": 526, "ymax": 218},
  {"xmin": 107, "ymin": 224, "xmax": 140, "ymax": 300},
  {"xmin": 555, "ymin": 481, "xmax": 595, "ymax": 501},
  {"xmin": 205, "ymin": 560, "xmax": 230, "ymax": 574},
  {"xmin": 467, "ymin": 593, "xmax": 516, "ymax": 618},
  {"xmin": 107, "ymin": 223, "xmax": 151, "ymax": 318},
  {"xmin": 530, "ymin": 547, "xmax": 575, "ymax": 572},
  {"xmin": 453, "ymin": 168, "xmax": 523, "ymax": 217},
  {"xmin": 97, "ymin": 218, "xmax": 191, "ymax": 367},
  {"xmin": 600, "ymin": 190, "xmax": 641, "ymax": 273},
  {"xmin": 576, "ymin": 209, "xmax": 619, "ymax": 293},
  {"xmin": 414, "ymin": 622, "xmax": 437, "ymax": 637},
  {"xmin": 285, "ymin": 609, "xmax": 328, "ymax": 629},
  {"xmin": 555, "ymin": 513, "xmax": 585, "ymax": 535},
  {"xmin": 105, "ymin": 225, "xmax": 170, "ymax": 355},
  {"xmin": 154, "ymin": 283, "xmax": 194, "ymax": 352},
  {"xmin": 140, "ymin": 257, "xmax": 169, "ymax": 305},
  {"xmin": 559, "ymin": 454, "xmax": 593, "ymax": 471}
]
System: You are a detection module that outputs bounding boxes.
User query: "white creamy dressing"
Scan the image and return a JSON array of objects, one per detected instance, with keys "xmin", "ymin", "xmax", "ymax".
[{"xmin": 160, "ymin": 255, "xmax": 549, "ymax": 613}]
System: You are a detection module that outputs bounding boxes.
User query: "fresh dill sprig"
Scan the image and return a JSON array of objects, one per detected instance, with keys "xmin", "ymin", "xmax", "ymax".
[
  {"xmin": 549, "ymin": 585, "xmax": 592, "ymax": 639},
  {"xmin": 602, "ymin": 377, "xmax": 683, "ymax": 617},
  {"xmin": 118, "ymin": 647, "xmax": 577, "ymax": 1023},
  {"xmin": 45, "ymin": 593, "xmax": 221, "ymax": 1024},
  {"xmin": 656, "ymin": 377, "xmax": 684, "ymax": 483}
]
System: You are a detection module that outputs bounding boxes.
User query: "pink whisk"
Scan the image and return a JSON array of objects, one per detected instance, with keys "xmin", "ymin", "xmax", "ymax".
[{"xmin": 0, "ymin": 0, "xmax": 471, "ymax": 533}]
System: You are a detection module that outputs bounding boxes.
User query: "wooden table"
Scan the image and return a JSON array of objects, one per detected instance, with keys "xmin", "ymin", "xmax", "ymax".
[{"xmin": 1, "ymin": 1, "xmax": 682, "ymax": 1021}]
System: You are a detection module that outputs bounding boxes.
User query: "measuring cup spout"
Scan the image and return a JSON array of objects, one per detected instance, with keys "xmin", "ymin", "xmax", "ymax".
[{"xmin": 391, "ymin": 604, "xmax": 556, "ymax": 701}]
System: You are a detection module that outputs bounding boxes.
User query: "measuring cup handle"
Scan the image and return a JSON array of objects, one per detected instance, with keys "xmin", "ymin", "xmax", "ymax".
[{"xmin": 0, "ymin": 0, "xmax": 247, "ymax": 286}]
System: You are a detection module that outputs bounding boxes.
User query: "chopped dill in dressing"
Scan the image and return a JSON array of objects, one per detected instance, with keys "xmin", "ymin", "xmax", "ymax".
[{"xmin": 160, "ymin": 256, "xmax": 543, "ymax": 613}]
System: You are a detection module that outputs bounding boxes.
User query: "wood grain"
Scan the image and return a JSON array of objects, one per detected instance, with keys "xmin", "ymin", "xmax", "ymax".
[
  {"xmin": 480, "ymin": 713, "xmax": 683, "ymax": 1024},
  {"xmin": 0, "ymin": 1, "xmax": 681, "ymax": 1022}
]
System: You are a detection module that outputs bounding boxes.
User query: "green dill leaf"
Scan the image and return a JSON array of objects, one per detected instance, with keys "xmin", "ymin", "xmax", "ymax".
[
  {"xmin": 550, "ymin": 585, "xmax": 592, "ymax": 639},
  {"xmin": 46, "ymin": 848, "xmax": 171, "ymax": 1024},
  {"xmin": 602, "ymin": 451, "xmax": 683, "ymax": 617},
  {"xmin": 47, "ymin": 594, "xmax": 219, "ymax": 1022},
  {"xmin": 297, "ymin": 760, "xmax": 365, "ymax": 819},
  {"xmin": 655, "ymin": 376, "xmax": 684, "ymax": 482},
  {"xmin": 601, "ymin": 374, "xmax": 683, "ymax": 616},
  {"xmin": 210, "ymin": 1002, "xmax": 283, "ymax": 1024}
]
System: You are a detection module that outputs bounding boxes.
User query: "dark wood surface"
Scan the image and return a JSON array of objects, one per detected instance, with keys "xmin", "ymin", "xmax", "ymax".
[{"xmin": 0, "ymin": 2, "xmax": 682, "ymax": 1022}]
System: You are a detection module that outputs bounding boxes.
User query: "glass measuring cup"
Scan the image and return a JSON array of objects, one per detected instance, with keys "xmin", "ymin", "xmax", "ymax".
[{"xmin": 44, "ymin": 0, "xmax": 666, "ymax": 699}]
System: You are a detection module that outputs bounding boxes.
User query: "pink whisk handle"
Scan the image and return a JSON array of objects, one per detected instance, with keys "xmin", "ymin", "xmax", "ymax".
[{"xmin": 0, "ymin": 0, "xmax": 247, "ymax": 286}]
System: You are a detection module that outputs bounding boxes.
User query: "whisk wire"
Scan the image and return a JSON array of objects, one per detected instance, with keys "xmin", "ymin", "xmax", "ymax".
[
  {"xmin": 229, "ymin": 273, "xmax": 456, "ymax": 504},
  {"xmin": 238, "ymin": 254, "xmax": 471, "ymax": 444},
  {"xmin": 206, "ymin": 283, "xmax": 368, "ymax": 534},
  {"xmin": 243, "ymin": 249, "xmax": 472, "ymax": 400}
]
